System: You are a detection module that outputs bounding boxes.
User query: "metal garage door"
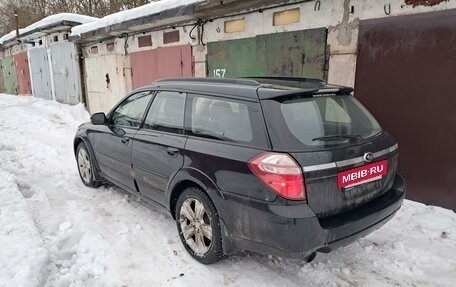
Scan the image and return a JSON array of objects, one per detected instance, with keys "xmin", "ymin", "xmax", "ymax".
[
  {"xmin": 130, "ymin": 44, "xmax": 193, "ymax": 89},
  {"xmin": 14, "ymin": 52, "xmax": 32, "ymax": 95},
  {"xmin": 85, "ymin": 54, "xmax": 132, "ymax": 113},
  {"xmin": 29, "ymin": 48, "xmax": 52, "ymax": 100},
  {"xmin": 207, "ymin": 28, "xmax": 328, "ymax": 79},
  {"xmin": 50, "ymin": 43, "xmax": 82, "ymax": 105},
  {"xmin": 355, "ymin": 9, "xmax": 456, "ymax": 210},
  {"xmin": 2, "ymin": 56, "xmax": 18, "ymax": 95},
  {"xmin": 0, "ymin": 60, "xmax": 5, "ymax": 93}
]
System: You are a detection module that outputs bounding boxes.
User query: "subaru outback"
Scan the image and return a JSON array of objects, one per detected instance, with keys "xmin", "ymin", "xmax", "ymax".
[{"xmin": 74, "ymin": 77, "xmax": 406, "ymax": 264}]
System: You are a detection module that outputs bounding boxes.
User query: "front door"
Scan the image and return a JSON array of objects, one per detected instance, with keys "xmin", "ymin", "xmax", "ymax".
[
  {"xmin": 93, "ymin": 90, "xmax": 153, "ymax": 191},
  {"xmin": 132, "ymin": 91, "xmax": 187, "ymax": 205}
]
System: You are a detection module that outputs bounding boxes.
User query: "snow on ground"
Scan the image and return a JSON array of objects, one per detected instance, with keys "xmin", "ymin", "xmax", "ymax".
[
  {"xmin": 0, "ymin": 14, "xmax": 97, "ymax": 45},
  {"xmin": 71, "ymin": 0, "xmax": 203, "ymax": 36},
  {"xmin": 0, "ymin": 94, "xmax": 455, "ymax": 287}
]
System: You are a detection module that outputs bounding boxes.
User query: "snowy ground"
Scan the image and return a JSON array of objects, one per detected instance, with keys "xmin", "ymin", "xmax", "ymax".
[{"xmin": 0, "ymin": 94, "xmax": 455, "ymax": 287}]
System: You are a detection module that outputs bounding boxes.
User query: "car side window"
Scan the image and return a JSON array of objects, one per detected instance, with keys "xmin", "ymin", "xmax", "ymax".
[
  {"xmin": 110, "ymin": 91, "xmax": 153, "ymax": 128},
  {"xmin": 143, "ymin": 91, "xmax": 186, "ymax": 134},
  {"xmin": 190, "ymin": 95, "xmax": 255, "ymax": 143}
]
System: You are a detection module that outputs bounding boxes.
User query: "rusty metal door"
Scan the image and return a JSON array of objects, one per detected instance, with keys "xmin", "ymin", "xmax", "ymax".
[
  {"xmin": 207, "ymin": 28, "xmax": 327, "ymax": 78},
  {"xmin": 130, "ymin": 44, "xmax": 193, "ymax": 89},
  {"xmin": 85, "ymin": 54, "xmax": 131, "ymax": 113},
  {"xmin": 29, "ymin": 48, "xmax": 52, "ymax": 100},
  {"xmin": 14, "ymin": 52, "xmax": 32, "ymax": 95},
  {"xmin": 50, "ymin": 43, "xmax": 82, "ymax": 104},
  {"xmin": 0, "ymin": 59, "xmax": 5, "ymax": 93},
  {"xmin": 2, "ymin": 56, "xmax": 18, "ymax": 95},
  {"xmin": 355, "ymin": 10, "xmax": 456, "ymax": 210}
]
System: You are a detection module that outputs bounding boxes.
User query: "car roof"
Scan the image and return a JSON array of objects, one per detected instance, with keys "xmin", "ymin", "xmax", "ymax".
[{"xmin": 143, "ymin": 77, "xmax": 354, "ymax": 100}]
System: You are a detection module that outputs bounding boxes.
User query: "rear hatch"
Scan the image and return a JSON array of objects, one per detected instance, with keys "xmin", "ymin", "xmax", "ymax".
[{"xmin": 260, "ymin": 91, "xmax": 398, "ymax": 217}]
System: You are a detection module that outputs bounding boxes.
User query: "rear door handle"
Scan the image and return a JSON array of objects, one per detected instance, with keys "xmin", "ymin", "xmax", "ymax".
[
  {"xmin": 166, "ymin": 147, "xmax": 179, "ymax": 156},
  {"xmin": 121, "ymin": 137, "xmax": 130, "ymax": 144}
]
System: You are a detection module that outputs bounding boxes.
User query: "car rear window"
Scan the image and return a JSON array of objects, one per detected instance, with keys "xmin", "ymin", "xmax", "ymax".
[{"xmin": 262, "ymin": 95, "xmax": 382, "ymax": 151}]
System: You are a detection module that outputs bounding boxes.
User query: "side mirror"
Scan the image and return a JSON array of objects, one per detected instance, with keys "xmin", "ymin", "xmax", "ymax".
[{"xmin": 91, "ymin": 112, "xmax": 107, "ymax": 125}]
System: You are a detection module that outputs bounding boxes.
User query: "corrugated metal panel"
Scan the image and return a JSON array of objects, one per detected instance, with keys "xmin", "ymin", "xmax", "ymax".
[
  {"xmin": 14, "ymin": 52, "xmax": 32, "ymax": 95},
  {"xmin": 0, "ymin": 60, "xmax": 5, "ymax": 93},
  {"xmin": 130, "ymin": 44, "xmax": 193, "ymax": 89},
  {"xmin": 85, "ymin": 54, "xmax": 131, "ymax": 113},
  {"xmin": 355, "ymin": 9, "xmax": 456, "ymax": 210},
  {"xmin": 2, "ymin": 56, "xmax": 18, "ymax": 95},
  {"xmin": 50, "ymin": 43, "xmax": 82, "ymax": 104},
  {"xmin": 207, "ymin": 28, "xmax": 327, "ymax": 79},
  {"xmin": 29, "ymin": 48, "xmax": 52, "ymax": 100}
]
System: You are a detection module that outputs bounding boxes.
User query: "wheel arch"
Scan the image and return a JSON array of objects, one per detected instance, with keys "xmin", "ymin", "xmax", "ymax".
[
  {"xmin": 167, "ymin": 168, "xmax": 224, "ymax": 220},
  {"xmin": 74, "ymin": 136, "xmax": 102, "ymax": 178},
  {"xmin": 168, "ymin": 168, "xmax": 237, "ymax": 256}
]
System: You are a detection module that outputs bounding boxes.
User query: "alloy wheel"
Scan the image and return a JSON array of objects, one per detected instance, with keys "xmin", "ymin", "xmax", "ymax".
[
  {"xmin": 179, "ymin": 197, "xmax": 213, "ymax": 256},
  {"xmin": 78, "ymin": 148, "xmax": 92, "ymax": 184}
]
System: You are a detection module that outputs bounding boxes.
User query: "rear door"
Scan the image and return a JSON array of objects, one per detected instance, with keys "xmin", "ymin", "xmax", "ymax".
[{"xmin": 132, "ymin": 91, "xmax": 187, "ymax": 205}]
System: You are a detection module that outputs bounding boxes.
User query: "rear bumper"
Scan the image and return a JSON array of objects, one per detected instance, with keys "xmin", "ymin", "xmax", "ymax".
[{"xmin": 219, "ymin": 173, "xmax": 406, "ymax": 258}]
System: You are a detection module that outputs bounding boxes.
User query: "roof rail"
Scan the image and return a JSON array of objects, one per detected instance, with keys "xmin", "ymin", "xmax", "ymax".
[
  {"xmin": 154, "ymin": 77, "xmax": 260, "ymax": 86},
  {"xmin": 245, "ymin": 77, "xmax": 326, "ymax": 88},
  {"xmin": 243, "ymin": 76, "xmax": 327, "ymax": 86}
]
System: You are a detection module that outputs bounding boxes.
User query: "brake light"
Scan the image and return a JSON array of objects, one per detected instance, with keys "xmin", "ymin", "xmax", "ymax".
[{"xmin": 248, "ymin": 152, "xmax": 306, "ymax": 201}]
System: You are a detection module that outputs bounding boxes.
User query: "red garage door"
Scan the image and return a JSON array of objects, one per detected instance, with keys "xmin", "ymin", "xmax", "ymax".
[
  {"xmin": 355, "ymin": 10, "xmax": 456, "ymax": 210},
  {"xmin": 130, "ymin": 44, "xmax": 193, "ymax": 89},
  {"xmin": 14, "ymin": 52, "xmax": 32, "ymax": 95}
]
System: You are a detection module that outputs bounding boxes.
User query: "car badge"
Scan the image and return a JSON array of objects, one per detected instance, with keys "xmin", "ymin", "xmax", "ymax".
[{"xmin": 364, "ymin": 152, "xmax": 374, "ymax": 163}]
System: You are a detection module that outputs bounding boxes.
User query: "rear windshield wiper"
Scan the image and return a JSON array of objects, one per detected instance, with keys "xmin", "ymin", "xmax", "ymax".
[{"xmin": 312, "ymin": 134, "xmax": 362, "ymax": 142}]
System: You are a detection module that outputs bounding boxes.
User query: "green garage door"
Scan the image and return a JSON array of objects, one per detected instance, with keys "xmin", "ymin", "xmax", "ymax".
[
  {"xmin": 2, "ymin": 56, "xmax": 18, "ymax": 95},
  {"xmin": 207, "ymin": 28, "xmax": 327, "ymax": 79},
  {"xmin": 0, "ymin": 60, "xmax": 5, "ymax": 93}
]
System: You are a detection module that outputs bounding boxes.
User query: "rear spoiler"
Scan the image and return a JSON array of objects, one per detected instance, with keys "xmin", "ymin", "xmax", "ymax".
[
  {"xmin": 243, "ymin": 77, "xmax": 354, "ymax": 100},
  {"xmin": 257, "ymin": 85, "xmax": 354, "ymax": 100}
]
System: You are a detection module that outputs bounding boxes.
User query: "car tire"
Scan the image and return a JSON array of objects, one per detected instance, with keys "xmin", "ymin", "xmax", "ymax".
[
  {"xmin": 175, "ymin": 187, "xmax": 225, "ymax": 264},
  {"xmin": 76, "ymin": 142, "xmax": 102, "ymax": 188}
]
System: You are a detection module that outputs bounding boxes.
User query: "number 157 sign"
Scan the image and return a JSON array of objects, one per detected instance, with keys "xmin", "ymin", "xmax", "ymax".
[{"xmin": 213, "ymin": 69, "xmax": 226, "ymax": 78}]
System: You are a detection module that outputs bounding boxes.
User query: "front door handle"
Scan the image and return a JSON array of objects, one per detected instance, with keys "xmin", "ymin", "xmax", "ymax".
[
  {"xmin": 166, "ymin": 147, "xmax": 179, "ymax": 156},
  {"xmin": 121, "ymin": 137, "xmax": 130, "ymax": 144}
]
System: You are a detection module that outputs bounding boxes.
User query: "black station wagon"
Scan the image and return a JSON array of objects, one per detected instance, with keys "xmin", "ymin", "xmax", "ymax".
[{"xmin": 74, "ymin": 77, "xmax": 406, "ymax": 264}]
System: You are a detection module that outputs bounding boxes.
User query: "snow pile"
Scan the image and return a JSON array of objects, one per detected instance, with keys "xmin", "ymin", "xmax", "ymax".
[
  {"xmin": 1, "ymin": 94, "xmax": 456, "ymax": 286},
  {"xmin": 0, "ymin": 13, "xmax": 98, "ymax": 45},
  {"xmin": 71, "ymin": 0, "xmax": 203, "ymax": 36}
]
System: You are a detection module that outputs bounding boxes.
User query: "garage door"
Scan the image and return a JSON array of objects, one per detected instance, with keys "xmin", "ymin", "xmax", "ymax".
[
  {"xmin": 85, "ymin": 54, "xmax": 132, "ymax": 113},
  {"xmin": 355, "ymin": 9, "xmax": 456, "ymax": 210},
  {"xmin": 29, "ymin": 48, "xmax": 52, "ymax": 100},
  {"xmin": 207, "ymin": 28, "xmax": 328, "ymax": 79},
  {"xmin": 0, "ymin": 60, "xmax": 5, "ymax": 93},
  {"xmin": 14, "ymin": 52, "xmax": 32, "ymax": 95},
  {"xmin": 50, "ymin": 43, "xmax": 82, "ymax": 105},
  {"xmin": 2, "ymin": 56, "xmax": 17, "ymax": 95},
  {"xmin": 130, "ymin": 44, "xmax": 193, "ymax": 89}
]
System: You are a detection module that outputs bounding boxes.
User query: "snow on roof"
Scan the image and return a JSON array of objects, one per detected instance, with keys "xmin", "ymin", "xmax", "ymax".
[
  {"xmin": 71, "ymin": 0, "xmax": 203, "ymax": 37},
  {"xmin": 0, "ymin": 13, "xmax": 98, "ymax": 45}
]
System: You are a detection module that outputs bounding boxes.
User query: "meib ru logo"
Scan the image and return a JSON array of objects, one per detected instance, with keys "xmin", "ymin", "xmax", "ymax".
[{"xmin": 363, "ymin": 152, "xmax": 374, "ymax": 163}]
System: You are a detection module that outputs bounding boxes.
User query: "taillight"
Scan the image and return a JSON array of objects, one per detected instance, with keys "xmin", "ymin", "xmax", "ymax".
[{"xmin": 248, "ymin": 152, "xmax": 306, "ymax": 201}]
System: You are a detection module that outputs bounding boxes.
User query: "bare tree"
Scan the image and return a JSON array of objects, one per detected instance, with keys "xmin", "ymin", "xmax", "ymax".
[{"xmin": 0, "ymin": 0, "xmax": 156, "ymax": 36}]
